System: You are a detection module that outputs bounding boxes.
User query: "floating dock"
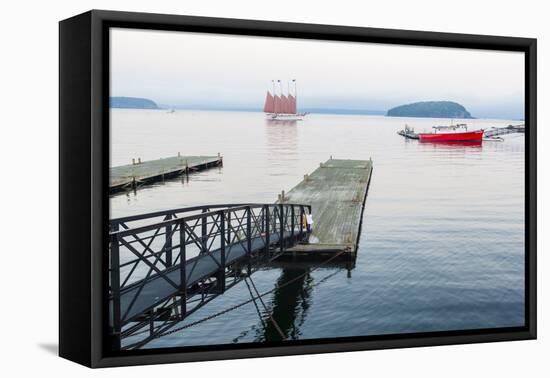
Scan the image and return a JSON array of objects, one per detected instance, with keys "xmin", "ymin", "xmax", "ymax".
[
  {"xmin": 109, "ymin": 155, "xmax": 222, "ymax": 193},
  {"xmin": 484, "ymin": 124, "xmax": 525, "ymax": 138},
  {"xmin": 281, "ymin": 158, "xmax": 373, "ymax": 255}
]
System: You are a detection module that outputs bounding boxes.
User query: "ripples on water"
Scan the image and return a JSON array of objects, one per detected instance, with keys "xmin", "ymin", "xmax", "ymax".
[{"xmin": 110, "ymin": 109, "xmax": 525, "ymax": 348}]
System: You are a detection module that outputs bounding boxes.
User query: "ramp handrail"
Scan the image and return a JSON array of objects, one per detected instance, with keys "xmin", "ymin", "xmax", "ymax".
[{"xmin": 108, "ymin": 203, "xmax": 311, "ymax": 350}]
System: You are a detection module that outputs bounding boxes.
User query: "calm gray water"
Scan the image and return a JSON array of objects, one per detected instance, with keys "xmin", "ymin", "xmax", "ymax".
[{"xmin": 110, "ymin": 109, "xmax": 525, "ymax": 348}]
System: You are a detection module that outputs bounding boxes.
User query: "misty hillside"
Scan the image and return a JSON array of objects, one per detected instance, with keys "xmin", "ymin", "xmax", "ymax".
[
  {"xmin": 387, "ymin": 101, "xmax": 473, "ymax": 119},
  {"xmin": 110, "ymin": 97, "xmax": 159, "ymax": 109}
]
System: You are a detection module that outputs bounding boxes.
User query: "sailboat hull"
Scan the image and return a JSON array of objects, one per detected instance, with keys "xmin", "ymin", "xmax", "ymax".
[{"xmin": 266, "ymin": 113, "xmax": 306, "ymax": 121}]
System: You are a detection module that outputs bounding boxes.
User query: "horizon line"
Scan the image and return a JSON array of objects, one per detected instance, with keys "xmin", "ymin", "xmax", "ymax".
[{"xmin": 110, "ymin": 105, "xmax": 524, "ymax": 121}]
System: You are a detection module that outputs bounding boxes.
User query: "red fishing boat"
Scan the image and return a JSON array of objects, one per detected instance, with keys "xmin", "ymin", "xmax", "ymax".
[
  {"xmin": 419, "ymin": 124, "xmax": 483, "ymax": 142},
  {"xmin": 263, "ymin": 79, "xmax": 307, "ymax": 121}
]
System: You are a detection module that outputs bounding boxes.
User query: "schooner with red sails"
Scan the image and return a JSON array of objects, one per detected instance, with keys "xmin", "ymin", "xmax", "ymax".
[{"xmin": 263, "ymin": 79, "xmax": 307, "ymax": 120}]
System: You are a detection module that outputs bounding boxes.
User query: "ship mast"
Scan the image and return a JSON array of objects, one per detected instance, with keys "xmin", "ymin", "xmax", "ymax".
[
  {"xmin": 264, "ymin": 78, "xmax": 303, "ymax": 119},
  {"xmin": 286, "ymin": 81, "xmax": 290, "ymax": 101},
  {"xmin": 279, "ymin": 80, "xmax": 283, "ymax": 114}
]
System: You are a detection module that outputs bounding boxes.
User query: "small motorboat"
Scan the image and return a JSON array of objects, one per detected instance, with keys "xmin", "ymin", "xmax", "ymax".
[
  {"xmin": 397, "ymin": 124, "xmax": 419, "ymax": 139},
  {"xmin": 418, "ymin": 123, "xmax": 483, "ymax": 142}
]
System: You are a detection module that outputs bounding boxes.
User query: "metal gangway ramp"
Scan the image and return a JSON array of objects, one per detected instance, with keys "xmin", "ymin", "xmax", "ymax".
[{"xmin": 109, "ymin": 203, "xmax": 311, "ymax": 350}]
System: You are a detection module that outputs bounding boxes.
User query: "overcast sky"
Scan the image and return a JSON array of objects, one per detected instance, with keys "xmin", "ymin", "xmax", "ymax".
[{"xmin": 110, "ymin": 28, "xmax": 525, "ymax": 119}]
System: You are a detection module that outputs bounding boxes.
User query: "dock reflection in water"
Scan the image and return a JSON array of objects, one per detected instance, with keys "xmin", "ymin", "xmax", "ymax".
[
  {"xmin": 232, "ymin": 266, "xmax": 313, "ymax": 343},
  {"xmin": 233, "ymin": 257, "xmax": 355, "ymax": 343}
]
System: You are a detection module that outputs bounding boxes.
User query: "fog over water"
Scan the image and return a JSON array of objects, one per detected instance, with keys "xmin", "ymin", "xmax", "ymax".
[{"xmin": 110, "ymin": 28, "xmax": 525, "ymax": 120}]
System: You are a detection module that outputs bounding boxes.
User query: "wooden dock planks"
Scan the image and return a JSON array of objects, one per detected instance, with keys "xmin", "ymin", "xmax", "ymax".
[
  {"xmin": 282, "ymin": 158, "xmax": 373, "ymax": 255},
  {"xmin": 110, "ymin": 155, "xmax": 222, "ymax": 193}
]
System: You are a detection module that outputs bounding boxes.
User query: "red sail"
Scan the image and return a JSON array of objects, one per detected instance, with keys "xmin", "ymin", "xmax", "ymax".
[
  {"xmin": 274, "ymin": 95, "xmax": 281, "ymax": 113},
  {"xmin": 263, "ymin": 91, "xmax": 274, "ymax": 113},
  {"xmin": 281, "ymin": 95, "xmax": 289, "ymax": 114},
  {"xmin": 288, "ymin": 94, "xmax": 297, "ymax": 114}
]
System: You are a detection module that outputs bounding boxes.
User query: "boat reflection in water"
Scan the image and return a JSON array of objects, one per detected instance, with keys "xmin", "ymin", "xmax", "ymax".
[
  {"xmin": 266, "ymin": 119, "xmax": 298, "ymax": 127},
  {"xmin": 419, "ymin": 140, "xmax": 483, "ymax": 148}
]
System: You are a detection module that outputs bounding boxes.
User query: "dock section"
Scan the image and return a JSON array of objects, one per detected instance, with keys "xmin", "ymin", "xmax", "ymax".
[
  {"xmin": 110, "ymin": 155, "xmax": 222, "ymax": 193},
  {"xmin": 484, "ymin": 124, "xmax": 525, "ymax": 138},
  {"xmin": 281, "ymin": 158, "xmax": 373, "ymax": 255}
]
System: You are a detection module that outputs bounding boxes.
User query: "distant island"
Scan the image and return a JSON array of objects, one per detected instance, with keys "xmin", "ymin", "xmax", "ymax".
[
  {"xmin": 110, "ymin": 97, "xmax": 159, "ymax": 109},
  {"xmin": 387, "ymin": 101, "xmax": 473, "ymax": 119}
]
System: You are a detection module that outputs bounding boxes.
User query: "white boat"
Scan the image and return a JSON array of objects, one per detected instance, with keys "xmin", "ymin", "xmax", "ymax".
[{"xmin": 263, "ymin": 79, "xmax": 307, "ymax": 121}]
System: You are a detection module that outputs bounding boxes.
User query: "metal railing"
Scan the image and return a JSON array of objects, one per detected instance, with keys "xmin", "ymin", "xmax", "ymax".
[{"xmin": 109, "ymin": 203, "xmax": 311, "ymax": 350}]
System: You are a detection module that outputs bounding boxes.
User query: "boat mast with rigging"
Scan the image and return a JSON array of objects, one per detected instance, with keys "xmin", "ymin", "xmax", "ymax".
[{"xmin": 263, "ymin": 79, "xmax": 307, "ymax": 121}]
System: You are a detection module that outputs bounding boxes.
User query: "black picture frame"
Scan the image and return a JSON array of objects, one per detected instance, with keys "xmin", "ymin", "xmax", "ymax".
[{"xmin": 59, "ymin": 9, "xmax": 537, "ymax": 368}]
